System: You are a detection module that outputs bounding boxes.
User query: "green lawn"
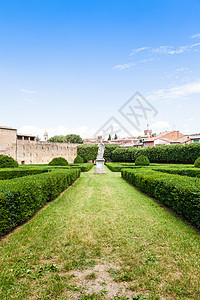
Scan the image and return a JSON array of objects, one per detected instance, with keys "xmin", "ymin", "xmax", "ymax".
[{"xmin": 0, "ymin": 167, "xmax": 200, "ymax": 299}]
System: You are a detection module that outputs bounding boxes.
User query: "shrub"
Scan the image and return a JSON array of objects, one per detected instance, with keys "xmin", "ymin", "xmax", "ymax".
[
  {"xmin": 121, "ymin": 168, "xmax": 200, "ymax": 228},
  {"xmin": 77, "ymin": 145, "xmax": 98, "ymax": 162},
  {"xmin": 106, "ymin": 162, "xmax": 141, "ymax": 172},
  {"xmin": 194, "ymin": 157, "xmax": 200, "ymax": 168},
  {"xmin": 138, "ymin": 143, "xmax": 200, "ymax": 164},
  {"xmin": 111, "ymin": 147, "xmax": 138, "ymax": 162},
  {"xmin": 49, "ymin": 157, "xmax": 68, "ymax": 166},
  {"xmin": 70, "ymin": 163, "xmax": 93, "ymax": 172},
  {"xmin": 74, "ymin": 155, "xmax": 84, "ymax": 163},
  {"xmin": 135, "ymin": 155, "xmax": 150, "ymax": 166},
  {"xmin": 103, "ymin": 144, "xmax": 120, "ymax": 161},
  {"xmin": 0, "ymin": 168, "xmax": 48, "ymax": 180},
  {"xmin": 0, "ymin": 168, "xmax": 80, "ymax": 236},
  {"xmin": 0, "ymin": 155, "xmax": 18, "ymax": 168},
  {"xmin": 153, "ymin": 167, "xmax": 200, "ymax": 178}
]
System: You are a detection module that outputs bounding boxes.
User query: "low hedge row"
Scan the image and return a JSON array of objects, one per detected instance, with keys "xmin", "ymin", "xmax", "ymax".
[
  {"xmin": 121, "ymin": 168, "xmax": 200, "ymax": 228},
  {"xmin": 70, "ymin": 163, "xmax": 93, "ymax": 172},
  {"xmin": 153, "ymin": 167, "xmax": 200, "ymax": 178},
  {"xmin": 0, "ymin": 168, "xmax": 49, "ymax": 180},
  {"xmin": 106, "ymin": 162, "xmax": 138, "ymax": 172},
  {"xmin": 0, "ymin": 169, "xmax": 80, "ymax": 236}
]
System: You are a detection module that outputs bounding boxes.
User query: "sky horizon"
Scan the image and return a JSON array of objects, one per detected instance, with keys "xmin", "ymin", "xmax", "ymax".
[{"xmin": 0, "ymin": 0, "xmax": 200, "ymax": 139}]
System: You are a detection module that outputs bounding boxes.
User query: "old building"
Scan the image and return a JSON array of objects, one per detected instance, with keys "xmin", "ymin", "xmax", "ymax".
[
  {"xmin": 143, "ymin": 131, "xmax": 183, "ymax": 147},
  {"xmin": 0, "ymin": 126, "xmax": 78, "ymax": 164}
]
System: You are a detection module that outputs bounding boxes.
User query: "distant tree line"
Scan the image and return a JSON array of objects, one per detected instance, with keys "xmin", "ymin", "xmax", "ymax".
[{"xmin": 48, "ymin": 134, "xmax": 83, "ymax": 144}]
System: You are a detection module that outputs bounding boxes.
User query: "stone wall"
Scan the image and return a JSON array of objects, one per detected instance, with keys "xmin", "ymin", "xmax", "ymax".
[
  {"xmin": 0, "ymin": 127, "xmax": 17, "ymax": 159},
  {"xmin": 0, "ymin": 127, "xmax": 78, "ymax": 164},
  {"xmin": 16, "ymin": 140, "xmax": 78, "ymax": 164}
]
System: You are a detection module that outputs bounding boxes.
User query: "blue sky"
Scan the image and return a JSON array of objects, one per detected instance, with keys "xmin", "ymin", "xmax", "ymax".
[{"xmin": 0, "ymin": 0, "xmax": 200, "ymax": 138}]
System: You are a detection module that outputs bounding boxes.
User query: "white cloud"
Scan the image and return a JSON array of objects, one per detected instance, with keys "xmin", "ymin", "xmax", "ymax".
[
  {"xmin": 151, "ymin": 121, "xmax": 170, "ymax": 131},
  {"xmin": 112, "ymin": 58, "xmax": 154, "ymax": 70},
  {"xmin": 191, "ymin": 33, "xmax": 200, "ymax": 39},
  {"xmin": 152, "ymin": 46, "xmax": 171, "ymax": 54},
  {"xmin": 130, "ymin": 47, "xmax": 151, "ymax": 56},
  {"xmin": 175, "ymin": 67, "xmax": 189, "ymax": 73},
  {"xmin": 167, "ymin": 46, "xmax": 189, "ymax": 55},
  {"xmin": 112, "ymin": 63, "xmax": 135, "ymax": 70},
  {"xmin": 147, "ymin": 80, "xmax": 200, "ymax": 102},
  {"xmin": 24, "ymin": 98, "xmax": 35, "ymax": 104},
  {"xmin": 20, "ymin": 89, "xmax": 37, "ymax": 94},
  {"xmin": 18, "ymin": 125, "xmax": 97, "ymax": 139},
  {"xmin": 190, "ymin": 42, "xmax": 200, "ymax": 48},
  {"xmin": 114, "ymin": 37, "xmax": 200, "ymax": 70}
]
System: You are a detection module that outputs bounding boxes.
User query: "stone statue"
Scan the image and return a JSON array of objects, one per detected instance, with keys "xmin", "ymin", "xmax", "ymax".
[{"xmin": 97, "ymin": 141, "xmax": 105, "ymax": 159}]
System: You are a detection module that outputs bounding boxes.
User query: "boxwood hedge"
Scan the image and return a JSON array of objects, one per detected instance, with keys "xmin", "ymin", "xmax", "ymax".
[
  {"xmin": 70, "ymin": 163, "xmax": 93, "ymax": 172},
  {"xmin": 121, "ymin": 168, "xmax": 200, "ymax": 228},
  {"xmin": 0, "ymin": 168, "xmax": 49, "ymax": 180},
  {"xmin": 0, "ymin": 168, "xmax": 80, "ymax": 237},
  {"xmin": 152, "ymin": 167, "xmax": 200, "ymax": 178}
]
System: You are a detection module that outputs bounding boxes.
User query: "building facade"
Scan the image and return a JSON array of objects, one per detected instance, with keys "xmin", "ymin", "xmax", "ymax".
[{"xmin": 0, "ymin": 126, "xmax": 78, "ymax": 164}]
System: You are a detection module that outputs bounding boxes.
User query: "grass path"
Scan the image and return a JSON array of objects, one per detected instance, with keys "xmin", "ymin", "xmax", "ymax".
[{"xmin": 0, "ymin": 167, "xmax": 200, "ymax": 299}]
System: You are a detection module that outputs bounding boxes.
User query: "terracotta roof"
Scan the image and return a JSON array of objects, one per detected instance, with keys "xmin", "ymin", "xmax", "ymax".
[{"xmin": 170, "ymin": 135, "xmax": 190, "ymax": 144}]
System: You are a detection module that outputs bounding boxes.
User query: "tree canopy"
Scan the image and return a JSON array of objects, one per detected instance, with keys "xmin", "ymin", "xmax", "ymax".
[{"xmin": 48, "ymin": 134, "xmax": 83, "ymax": 144}]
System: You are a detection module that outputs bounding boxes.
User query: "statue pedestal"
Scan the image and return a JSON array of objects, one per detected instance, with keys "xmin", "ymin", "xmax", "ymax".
[{"xmin": 95, "ymin": 158, "xmax": 106, "ymax": 174}]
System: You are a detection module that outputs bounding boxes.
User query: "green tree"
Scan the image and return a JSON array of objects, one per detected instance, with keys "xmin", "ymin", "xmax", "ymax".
[
  {"xmin": 108, "ymin": 134, "xmax": 111, "ymax": 140},
  {"xmin": 48, "ymin": 135, "xmax": 66, "ymax": 143},
  {"xmin": 48, "ymin": 134, "xmax": 83, "ymax": 144},
  {"xmin": 65, "ymin": 134, "xmax": 83, "ymax": 144},
  {"xmin": 114, "ymin": 134, "xmax": 118, "ymax": 140}
]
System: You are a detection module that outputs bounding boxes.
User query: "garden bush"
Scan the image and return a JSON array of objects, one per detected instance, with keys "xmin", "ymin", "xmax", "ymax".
[
  {"xmin": 0, "ymin": 168, "xmax": 49, "ymax": 180},
  {"xmin": 153, "ymin": 167, "xmax": 200, "ymax": 178},
  {"xmin": 74, "ymin": 155, "xmax": 84, "ymax": 163},
  {"xmin": 0, "ymin": 168, "xmax": 80, "ymax": 236},
  {"xmin": 121, "ymin": 168, "xmax": 200, "ymax": 228},
  {"xmin": 138, "ymin": 143, "xmax": 200, "ymax": 164},
  {"xmin": 135, "ymin": 155, "xmax": 150, "ymax": 166},
  {"xmin": 103, "ymin": 144, "xmax": 120, "ymax": 161},
  {"xmin": 112, "ymin": 147, "xmax": 138, "ymax": 162},
  {"xmin": 194, "ymin": 157, "xmax": 200, "ymax": 168},
  {"xmin": 106, "ymin": 162, "xmax": 141, "ymax": 172},
  {"xmin": 49, "ymin": 157, "xmax": 68, "ymax": 166},
  {"xmin": 70, "ymin": 163, "xmax": 93, "ymax": 172},
  {"xmin": 77, "ymin": 145, "xmax": 98, "ymax": 162},
  {"xmin": 0, "ymin": 155, "xmax": 18, "ymax": 168}
]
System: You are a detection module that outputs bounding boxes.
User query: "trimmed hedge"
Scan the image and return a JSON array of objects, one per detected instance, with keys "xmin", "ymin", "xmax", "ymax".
[
  {"xmin": 0, "ymin": 169, "xmax": 80, "ymax": 236},
  {"xmin": 194, "ymin": 157, "xmax": 200, "ymax": 168},
  {"xmin": 74, "ymin": 155, "xmax": 84, "ymax": 164},
  {"xmin": 135, "ymin": 155, "xmax": 150, "ymax": 166},
  {"xmin": 0, "ymin": 155, "xmax": 18, "ymax": 168},
  {"xmin": 137, "ymin": 143, "xmax": 200, "ymax": 164},
  {"xmin": 0, "ymin": 168, "xmax": 49, "ymax": 180},
  {"xmin": 112, "ymin": 147, "xmax": 138, "ymax": 162},
  {"xmin": 77, "ymin": 145, "xmax": 98, "ymax": 162},
  {"xmin": 103, "ymin": 145, "xmax": 120, "ymax": 161},
  {"xmin": 153, "ymin": 167, "xmax": 200, "ymax": 178},
  {"xmin": 70, "ymin": 163, "xmax": 93, "ymax": 172},
  {"xmin": 77, "ymin": 144, "xmax": 120, "ymax": 162},
  {"xmin": 106, "ymin": 162, "xmax": 139, "ymax": 172},
  {"xmin": 121, "ymin": 168, "xmax": 200, "ymax": 228},
  {"xmin": 49, "ymin": 157, "xmax": 68, "ymax": 166}
]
